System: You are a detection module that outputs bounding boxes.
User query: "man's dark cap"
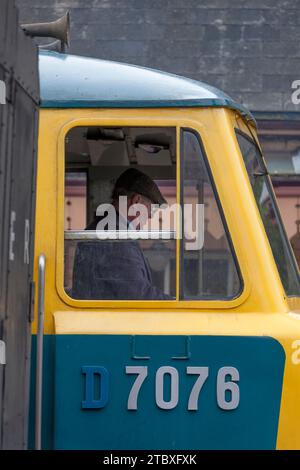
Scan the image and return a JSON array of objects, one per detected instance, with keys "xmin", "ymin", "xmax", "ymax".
[{"xmin": 113, "ymin": 168, "xmax": 167, "ymax": 205}]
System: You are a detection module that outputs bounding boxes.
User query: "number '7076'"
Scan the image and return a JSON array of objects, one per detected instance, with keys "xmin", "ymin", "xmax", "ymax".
[{"xmin": 81, "ymin": 365, "xmax": 240, "ymax": 412}]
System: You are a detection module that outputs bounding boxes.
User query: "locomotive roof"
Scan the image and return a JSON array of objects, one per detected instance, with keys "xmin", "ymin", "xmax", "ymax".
[{"xmin": 39, "ymin": 50, "xmax": 254, "ymax": 121}]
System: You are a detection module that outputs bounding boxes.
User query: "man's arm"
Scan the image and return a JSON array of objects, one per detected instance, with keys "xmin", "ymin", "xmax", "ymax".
[{"xmin": 123, "ymin": 242, "xmax": 174, "ymax": 300}]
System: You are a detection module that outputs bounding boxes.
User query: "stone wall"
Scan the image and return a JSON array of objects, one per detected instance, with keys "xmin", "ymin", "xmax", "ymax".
[{"xmin": 16, "ymin": 0, "xmax": 300, "ymax": 111}]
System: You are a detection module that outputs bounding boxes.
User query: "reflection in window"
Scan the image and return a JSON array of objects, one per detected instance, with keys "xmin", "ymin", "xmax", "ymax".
[
  {"xmin": 65, "ymin": 172, "xmax": 87, "ymax": 231},
  {"xmin": 64, "ymin": 172, "xmax": 87, "ymax": 294},
  {"xmin": 181, "ymin": 131, "xmax": 241, "ymax": 300},
  {"xmin": 236, "ymin": 130, "xmax": 300, "ymax": 296}
]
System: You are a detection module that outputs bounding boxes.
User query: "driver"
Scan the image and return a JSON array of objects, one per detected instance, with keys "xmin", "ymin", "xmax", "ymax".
[{"xmin": 72, "ymin": 168, "xmax": 173, "ymax": 300}]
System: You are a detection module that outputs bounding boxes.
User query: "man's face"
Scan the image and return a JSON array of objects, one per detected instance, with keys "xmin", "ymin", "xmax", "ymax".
[{"xmin": 128, "ymin": 193, "xmax": 153, "ymax": 228}]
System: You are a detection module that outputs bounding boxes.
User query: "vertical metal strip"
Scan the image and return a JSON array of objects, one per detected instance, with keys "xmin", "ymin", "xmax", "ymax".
[
  {"xmin": 176, "ymin": 126, "xmax": 181, "ymax": 300},
  {"xmin": 35, "ymin": 254, "xmax": 46, "ymax": 450}
]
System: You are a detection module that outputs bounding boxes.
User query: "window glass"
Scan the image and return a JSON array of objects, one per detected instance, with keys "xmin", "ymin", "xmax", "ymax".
[
  {"xmin": 236, "ymin": 129, "xmax": 300, "ymax": 296},
  {"xmin": 181, "ymin": 130, "xmax": 241, "ymax": 300},
  {"xmin": 258, "ymin": 120, "xmax": 300, "ymax": 269},
  {"xmin": 64, "ymin": 126, "xmax": 177, "ymax": 300},
  {"xmin": 64, "ymin": 171, "xmax": 87, "ymax": 295}
]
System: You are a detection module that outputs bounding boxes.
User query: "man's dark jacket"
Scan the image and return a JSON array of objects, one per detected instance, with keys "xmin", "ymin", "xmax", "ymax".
[{"xmin": 72, "ymin": 215, "xmax": 171, "ymax": 300}]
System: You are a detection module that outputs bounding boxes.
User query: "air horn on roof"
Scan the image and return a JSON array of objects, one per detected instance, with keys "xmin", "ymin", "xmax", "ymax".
[{"xmin": 21, "ymin": 11, "xmax": 70, "ymax": 53}]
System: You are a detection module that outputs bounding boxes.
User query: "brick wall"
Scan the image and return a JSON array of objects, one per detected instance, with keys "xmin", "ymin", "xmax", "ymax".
[{"xmin": 16, "ymin": 0, "xmax": 300, "ymax": 112}]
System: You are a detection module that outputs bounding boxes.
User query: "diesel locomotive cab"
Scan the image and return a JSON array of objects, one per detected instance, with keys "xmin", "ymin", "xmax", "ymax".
[{"xmin": 29, "ymin": 50, "xmax": 300, "ymax": 450}]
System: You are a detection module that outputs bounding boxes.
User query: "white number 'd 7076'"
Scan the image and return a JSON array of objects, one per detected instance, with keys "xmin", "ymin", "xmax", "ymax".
[{"xmin": 125, "ymin": 365, "xmax": 240, "ymax": 411}]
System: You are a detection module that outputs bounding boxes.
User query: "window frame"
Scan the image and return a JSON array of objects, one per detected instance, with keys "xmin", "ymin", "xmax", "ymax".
[{"xmin": 56, "ymin": 117, "xmax": 247, "ymax": 310}]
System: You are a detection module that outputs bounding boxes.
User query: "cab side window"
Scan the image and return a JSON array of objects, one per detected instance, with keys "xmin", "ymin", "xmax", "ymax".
[
  {"xmin": 64, "ymin": 126, "xmax": 177, "ymax": 301},
  {"xmin": 181, "ymin": 130, "xmax": 241, "ymax": 299},
  {"xmin": 63, "ymin": 126, "xmax": 242, "ymax": 303}
]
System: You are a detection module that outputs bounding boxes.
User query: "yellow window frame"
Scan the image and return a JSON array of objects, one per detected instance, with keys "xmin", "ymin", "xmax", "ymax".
[{"xmin": 56, "ymin": 114, "xmax": 250, "ymax": 310}]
